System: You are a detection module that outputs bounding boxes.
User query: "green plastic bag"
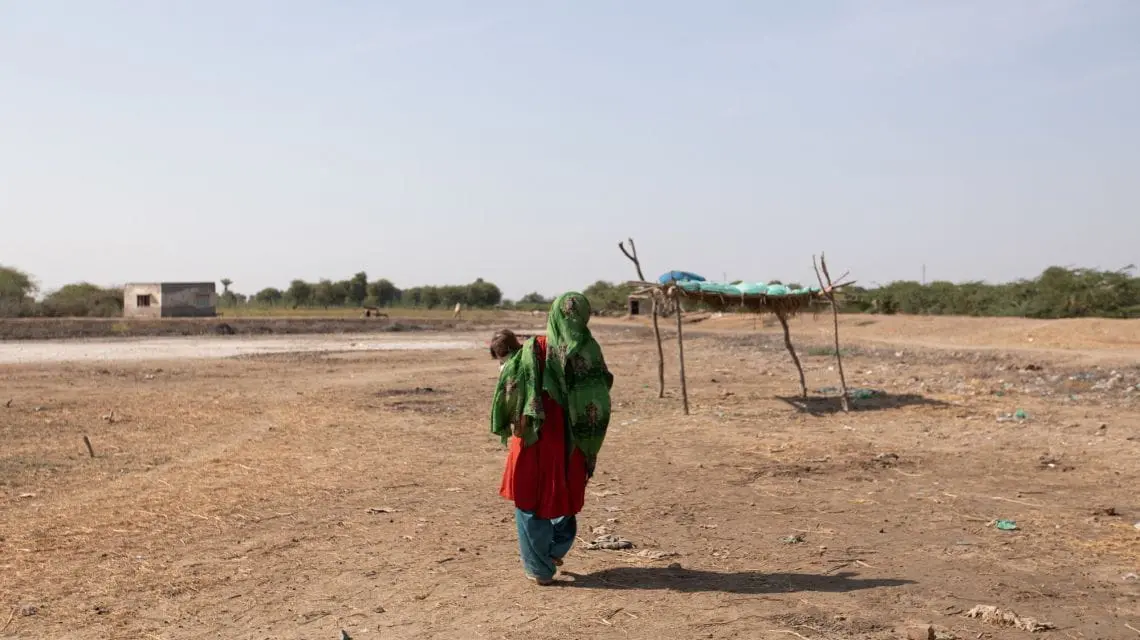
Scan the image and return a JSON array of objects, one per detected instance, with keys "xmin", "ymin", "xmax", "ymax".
[{"xmin": 994, "ymin": 519, "xmax": 1018, "ymax": 531}]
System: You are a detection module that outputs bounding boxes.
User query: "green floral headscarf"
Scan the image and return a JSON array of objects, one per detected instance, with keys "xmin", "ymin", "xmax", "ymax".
[{"xmin": 490, "ymin": 292, "xmax": 614, "ymax": 464}]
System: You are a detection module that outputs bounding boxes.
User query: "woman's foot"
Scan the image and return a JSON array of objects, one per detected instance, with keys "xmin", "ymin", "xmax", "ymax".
[
  {"xmin": 551, "ymin": 557, "xmax": 564, "ymax": 567},
  {"xmin": 526, "ymin": 575, "xmax": 555, "ymax": 586}
]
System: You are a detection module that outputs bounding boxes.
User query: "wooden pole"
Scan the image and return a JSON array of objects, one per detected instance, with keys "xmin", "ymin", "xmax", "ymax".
[
  {"xmin": 776, "ymin": 310, "xmax": 807, "ymax": 398},
  {"xmin": 674, "ymin": 295, "xmax": 689, "ymax": 415},
  {"xmin": 619, "ymin": 239, "xmax": 666, "ymax": 399},
  {"xmin": 814, "ymin": 253, "xmax": 850, "ymax": 412},
  {"xmin": 651, "ymin": 299, "xmax": 665, "ymax": 399},
  {"xmin": 83, "ymin": 435, "xmax": 96, "ymax": 458}
]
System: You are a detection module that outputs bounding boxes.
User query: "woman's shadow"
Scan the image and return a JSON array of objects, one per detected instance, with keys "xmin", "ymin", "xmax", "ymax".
[{"xmin": 561, "ymin": 567, "xmax": 912, "ymax": 594}]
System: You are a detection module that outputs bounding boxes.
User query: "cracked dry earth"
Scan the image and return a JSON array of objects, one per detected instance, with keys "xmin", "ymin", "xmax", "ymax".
[{"xmin": 2, "ymin": 315, "xmax": 1139, "ymax": 639}]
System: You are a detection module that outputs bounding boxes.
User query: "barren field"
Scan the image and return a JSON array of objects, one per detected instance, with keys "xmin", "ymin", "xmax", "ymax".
[
  {"xmin": 0, "ymin": 315, "xmax": 515, "ymax": 341},
  {"xmin": 2, "ymin": 315, "xmax": 1139, "ymax": 639}
]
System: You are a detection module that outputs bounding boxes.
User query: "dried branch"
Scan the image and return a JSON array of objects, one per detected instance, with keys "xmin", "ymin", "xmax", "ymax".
[
  {"xmin": 776, "ymin": 310, "xmax": 807, "ymax": 398},
  {"xmin": 676, "ymin": 300, "xmax": 689, "ymax": 415},
  {"xmin": 618, "ymin": 238, "xmax": 665, "ymax": 398},
  {"xmin": 618, "ymin": 240, "xmax": 646, "ymax": 281},
  {"xmin": 814, "ymin": 253, "xmax": 850, "ymax": 412}
]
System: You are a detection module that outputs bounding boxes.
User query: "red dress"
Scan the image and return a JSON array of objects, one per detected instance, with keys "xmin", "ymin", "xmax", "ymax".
[{"xmin": 499, "ymin": 337, "xmax": 590, "ymax": 520}]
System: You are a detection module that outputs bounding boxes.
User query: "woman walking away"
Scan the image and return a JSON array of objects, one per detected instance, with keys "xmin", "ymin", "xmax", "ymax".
[{"xmin": 490, "ymin": 293, "xmax": 614, "ymax": 585}]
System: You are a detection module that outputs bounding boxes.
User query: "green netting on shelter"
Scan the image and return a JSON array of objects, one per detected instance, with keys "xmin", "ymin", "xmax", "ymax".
[{"xmin": 676, "ymin": 280, "xmax": 821, "ymax": 297}]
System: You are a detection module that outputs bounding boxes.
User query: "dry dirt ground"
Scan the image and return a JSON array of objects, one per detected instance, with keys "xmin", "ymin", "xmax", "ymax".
[
  {"xmin": 0, "ymin": 316, "xmax": 480, "ymax": 341},
  {"xmin": 2, "ymin": 315, "xmax": 1139, "ymax": 640}
]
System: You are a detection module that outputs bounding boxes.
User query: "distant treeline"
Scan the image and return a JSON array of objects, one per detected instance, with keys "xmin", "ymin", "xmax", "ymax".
[
  {"xmin": 0, "ymin": 266, "xmax": 518, "ymax": 317},
  {"xmin": 3, "ymin": 265, "xmax": 1137, "ymax": 319},
  {"xmin": 842, "ymin": 266, "xmax": 1140, "ymax": 318},
  {"xmin": 227, "ymin": 272, "xmax": 506, "ymax": 310},
  {"xmin": 0, "ymin": 266, "xmax": 124, "ymax": 317}
]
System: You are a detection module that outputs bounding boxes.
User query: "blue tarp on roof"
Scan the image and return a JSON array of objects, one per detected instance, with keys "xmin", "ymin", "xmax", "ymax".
[{"xmin": 657, "ymin": 270, "xmax": 706, "ymax": 285}]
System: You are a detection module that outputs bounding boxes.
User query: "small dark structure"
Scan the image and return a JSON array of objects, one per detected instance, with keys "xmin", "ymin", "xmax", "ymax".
[{"xmin": 627, "ymin": 295, "xmax": 645, "ymax": 316}]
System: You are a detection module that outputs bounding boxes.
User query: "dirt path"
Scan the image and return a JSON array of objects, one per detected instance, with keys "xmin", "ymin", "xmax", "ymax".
[{"xmin": 1, "ymin": 319, "xmax": 1138, "ymax": 639}]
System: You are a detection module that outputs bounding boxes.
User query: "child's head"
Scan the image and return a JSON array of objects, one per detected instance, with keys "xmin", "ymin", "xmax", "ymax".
[{"xmin": 489, "ymin": 329, "xmax": 522, "ymax": 361}]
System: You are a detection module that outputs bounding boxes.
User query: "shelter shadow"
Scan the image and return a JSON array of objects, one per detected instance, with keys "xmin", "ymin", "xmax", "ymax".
[
  {"xmin": 777, "ymin": 392, "xmax": 947, "ymax": 416},
  {"xmin": 562, "ymin": 568, "xmax": 913, "ymax": 594}
]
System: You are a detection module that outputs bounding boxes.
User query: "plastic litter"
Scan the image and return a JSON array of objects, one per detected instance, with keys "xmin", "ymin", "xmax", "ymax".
[
  {"xmin": 997, "ymin": 410, "xmax": 1030, "ymax": 423},
  {"xmin": 994, "ymin": 519, "xmax": 1018, "ymax": 531},
  {"xmin": 964, "ymin": 605, "xmax": 1054, "ymax": 632},
  {"xmin": 585, "ymin": 534, "xmax": 634, "ymax": 550},
  {"xmin": 735, "ymin": 282, "xmax": 769, "ymax": 294},
  {"xmin": 671, "ymin": 279, "xmax": 821, "ymax": 297},
  {"xmin": 697, "ymin": 282, "xmax": 740, "ymax": 295}
]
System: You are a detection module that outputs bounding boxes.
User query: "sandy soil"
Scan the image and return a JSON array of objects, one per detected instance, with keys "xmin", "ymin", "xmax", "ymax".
[
  {"xmin": 685, "ymin": 314, "xmax": 1140, "ymax": 362},
  {"xmin": 2, "ymin": 316, "xmax": 1139, "ymax": 639},
  {"xmin": 0, "ymin": 335, "xmax": 483, "ymax": 365}
]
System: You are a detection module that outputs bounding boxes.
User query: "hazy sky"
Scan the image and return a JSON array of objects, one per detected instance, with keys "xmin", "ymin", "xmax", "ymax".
[{"xmin": 2, "ymin": 1, "xmax": 1138, "ymax": 298}]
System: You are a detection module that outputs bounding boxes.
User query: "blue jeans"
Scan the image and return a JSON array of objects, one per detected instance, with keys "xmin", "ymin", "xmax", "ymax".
[{"xmin": 514, "ymin": 508, "xmax": 577, "ymax": 581}]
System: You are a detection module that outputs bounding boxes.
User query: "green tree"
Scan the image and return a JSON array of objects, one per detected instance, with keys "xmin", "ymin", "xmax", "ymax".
[
  {"xmin": 0, "ymin": 265, "xmax": 37, "ymax": 317},
  {"xmin": 41, "ymin": 283, "xmax": 123, "ymax": 317},
  {"xmin": 466, "ymin": 278, "xmax": 503, "ymax": 308},
  {"xmin": 220, "ymin": 291, "xmax": 245, "ymax": 307},
  {"xmin": 848, "ymin": 266, "xmax": 1140, "ymax": 319},
  {"xmin": 286, "ymin": 280, "xmax": 313, "ymax": 307},
  {"xmin": 253, "ymin": 287, "xmax": 283, "ymax": 303},
  {"xmin": 347, "ymin": 271, "xmax": 368, "ymax": 306},
  {"xmin": 367, "ymin": 279, "xmax": 400, "ymax": 307},
  {"xmin": 220, "ymin": 278, "xmax": 233, "ymax": 294},
  {"xmin": 330, "ymin": 280, "xmax": 351, "ymax": 306},
  {"xmin": 583, "ymin": 281, "xmax": 633, "ymax": 313},
  {"xmin": 422, "ymin": 287, "xmax": 442, "ymax": 309},
  {"xmin": 313, "ymin": 279, "xmax": 335, "ymax": 308},
  {"xmin": 439, "ymin": 285, "xmax": 465, "ymax": 307},
  {"xmin": 403, "ymin": 287, "xmax": 424, "ymax": 307},
  {"xmin": 254, "ymin": 287, "xmax": 284, "ymax": 305}
]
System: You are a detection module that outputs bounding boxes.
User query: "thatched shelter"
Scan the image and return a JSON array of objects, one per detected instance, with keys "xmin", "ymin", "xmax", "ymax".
[
  {"xmin": 662, "ymin": 282, "xmax": 822, "ymax": 314},
  {"xmin": 625, "ymin": 254, "xmax": 853, "ymax": 414}
]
